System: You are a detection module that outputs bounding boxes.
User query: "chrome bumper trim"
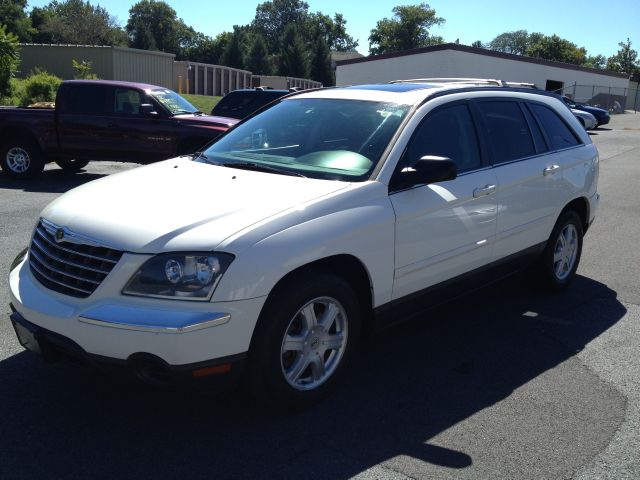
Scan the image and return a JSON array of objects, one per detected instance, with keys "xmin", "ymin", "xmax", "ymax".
[{"xmin": 79, "ymin": 305, "xmax": 231, "ymax": 334}]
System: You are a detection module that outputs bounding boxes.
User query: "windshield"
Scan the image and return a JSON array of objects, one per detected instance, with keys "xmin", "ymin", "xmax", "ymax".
[
  {"xmin": 211, "ymin": 91, "xmax": 287, "ymax": 119},
  {"xmin": 199, "ymin": 98, "xmax": 410, "ymax": 181},
  {"xmin": 150, "ymin": 88, "xmax": 199, "ymax": 115}
]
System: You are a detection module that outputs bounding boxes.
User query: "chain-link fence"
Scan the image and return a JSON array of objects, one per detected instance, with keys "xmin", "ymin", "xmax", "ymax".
[{"xmin": 555, "ymin": 84, "xmax": 640, "ymax": 113}]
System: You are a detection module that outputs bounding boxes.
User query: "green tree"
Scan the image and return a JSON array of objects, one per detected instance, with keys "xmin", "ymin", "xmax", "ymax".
[
  {"xmin": 489, "ymin": 30, "xmax": 530, "ymax": 55},
  {"xmin": 584, "ymin": 54, "xmax": 606, "ymax": 70},
  {"xmin": 245, "ymin": 34, "xmax": 272, "ymax": 75},
  {"xmin": 527, "ymin": 34, "xmax": 586, "ymax": 65},
  {"xmin": 471, "ymin": 40, "xmax": 484, "ymax": 48},
  {"xmin": 126, "ymin": 0, "xmax": 194, "ymax": 56},
  {"xmin": 252, "ymin": 0, "xmax": 309, "ymax": 53},
  {"xmin": 279, "ymin": 24, "xmax": 309, "ymax": 78},
  {"xmin": 33, "ymin": 0, "xmax": 126, "ymax": 46},
  {"xmin": 606, "ymin": 38, "xmax": 638, "ymax": 74},
  {"xmin": 368, "ymin": 3, "xmax": 445, "ymax": 55},
  {"xmin": 0, "ymin": 23, "xmax": 19, "ymax": 96},
  {"xmin": 0, "ymin": 0, "xmax": 34, "ymax": 41},
  {"xmin": 309, "ymin": 35, "xmax": 332, "ymax": 85},
  {"xmin": 220, "ymin": 26, "xmax": 246, "ymax": 69},
  {"xmin": 307, "ymin": 12, "xmax": 358, "ymax": 52},
  {"xmin": 72, "ymin": 59, "xmax": 97, "ymax": 79}
]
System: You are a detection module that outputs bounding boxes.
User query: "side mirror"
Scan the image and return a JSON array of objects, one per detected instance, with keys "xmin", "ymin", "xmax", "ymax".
[
  {"xmin": 141, "ymin": 104, "xmax": 158, "ymax": 116},
  {"xmin": 390, "ymin": 155, "xmax": 457, "ymax": 190}
]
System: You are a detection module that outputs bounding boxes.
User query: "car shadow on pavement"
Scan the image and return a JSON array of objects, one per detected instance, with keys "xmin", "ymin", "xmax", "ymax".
[
  {"xmin": 0, "ymin": 274, "xmax": 626, "ymax": 479},
  {"xmin": 0, "ymin": 169, "xmax": 107, "ymax": 193}
]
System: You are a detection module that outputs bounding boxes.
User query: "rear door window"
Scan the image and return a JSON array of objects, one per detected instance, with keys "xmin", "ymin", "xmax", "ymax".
[
  {"xmin": 475, "ymin": 101, "xmax": 536, "ymax": 164},
  {"xmin": 60, "ymin": 85, "xmax": 109, "ymax": 115},
  {"xmin": 529, "ymin": 103, "xmax": 581, "ymax": 150}
]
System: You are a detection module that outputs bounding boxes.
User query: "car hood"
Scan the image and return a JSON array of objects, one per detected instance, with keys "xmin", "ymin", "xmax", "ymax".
[
  {"xmin": 40, "ymin": 158, "xmax": 350, "ymax": 254},
  {"xmin": 173, "ymin": 113, "xmax": 239, "ymax": 128},
  {"xmin": 578, "ymin": 104, "xmax": 608, "ymax": 115}
]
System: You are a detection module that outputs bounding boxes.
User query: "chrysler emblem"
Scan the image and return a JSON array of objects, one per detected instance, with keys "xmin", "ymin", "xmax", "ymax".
[{"xmin": 55, "ymin": 228, "xmax": 65, "ymax": 243}]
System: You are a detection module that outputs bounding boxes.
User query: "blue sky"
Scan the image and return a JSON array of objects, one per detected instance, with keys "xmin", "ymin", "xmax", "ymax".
[{"xmin": 26, "ymin": 0, "xmax": 639, "ymax": 58}]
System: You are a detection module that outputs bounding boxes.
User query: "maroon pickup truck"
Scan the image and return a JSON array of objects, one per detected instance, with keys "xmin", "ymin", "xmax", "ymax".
[{"xmin": 0, "ymin": 80, "xmax": 238, "ymax": 178}]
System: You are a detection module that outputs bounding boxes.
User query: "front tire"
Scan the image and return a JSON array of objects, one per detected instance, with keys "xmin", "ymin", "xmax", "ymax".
[
  {"xmin": 534, "ymin": 210, "xmax": 583, "ymax": 290},
  {"xmin": 55, "ymin": 158, "xmax": 90, "ymax": 172},
  {"xmin": 246, "ymin": 272, "xmax": 361, "ymax": 408},
  {"xmin": 0, "ymin": 138, "xmax": 45, "ymax": 179}
]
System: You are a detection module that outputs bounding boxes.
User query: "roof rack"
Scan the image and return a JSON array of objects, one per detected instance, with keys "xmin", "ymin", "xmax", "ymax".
[
  {"xmin": 390, "ymin": 78, "xmax": 503, "ymax": 86},
  {"xmin": 389, "ymin": 78, "xmax": 539, "ymax": 89}
]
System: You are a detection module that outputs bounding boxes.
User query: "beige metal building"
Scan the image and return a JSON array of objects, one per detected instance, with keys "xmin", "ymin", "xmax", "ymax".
[
  {"xmin": 336, "ymin": 43, "xmax": 630, "ymax": 99},
  {"xmin": 18, "ymin": 44, "xmax": 176, "ymax": 88}
]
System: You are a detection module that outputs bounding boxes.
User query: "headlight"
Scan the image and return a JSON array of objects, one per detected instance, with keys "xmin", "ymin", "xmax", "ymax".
[{"xmin": 123, "ymin": 253, "xmax": 234, "ymax": 301}]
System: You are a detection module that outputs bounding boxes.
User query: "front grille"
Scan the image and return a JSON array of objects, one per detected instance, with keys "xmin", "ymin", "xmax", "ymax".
[{"xmin": 29, "ymin": 220, "xmax": 123, "ymax": 298}]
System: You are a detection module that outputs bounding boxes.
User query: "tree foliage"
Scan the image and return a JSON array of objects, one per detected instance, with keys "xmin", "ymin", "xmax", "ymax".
[
  {"xmin": 31, "ymin": 0, "xmax": 126, "ymax": 46},
  {"xmin": 606, "ymin": 38, "xmax": 638, "ymax": 74},
  {"xmin": 584, "ymin": 54, "xmax": 606, "ymax": 70},
  {"xmin": 0, "ymin": 0, "xmax": 34, "ymax": 41},
  {"xmin": 0, "ymin": 23, "xmax": 19, "ymax": 96},
  {"xmin": 527, "ymin": 34, "xmax": 586, "ymax": 65},
  {"xmin": 310, "ymin": 35, "xmax": 332, "ymax": 85},
  {"xmin": 220, "ymin": 26, "xmax": 246, "ymax": 70},
  {"xmin": 246, "ymin": 34, "xmax": 272, "ymax": 75},
  {"xmin": 279, "ymin": 24, "xmax": 309, "ymax": 78},
  {"xmin": 471, "ymin": 40, "xmax": 484, "ymax": 48},
  {"xmin": 488, "ymin": 30, "xmax": 530, "ymax": 55},
  {"xmin": 126, "ymin": 0, "xmax": 195, "ymax": 57},
  {"xmin": 252, "ymin": 0, "xmax": 309, "ymax": 53},
  {"xmin": 368, "ymin": 3, "xmax": 444, "ymax": 55}
]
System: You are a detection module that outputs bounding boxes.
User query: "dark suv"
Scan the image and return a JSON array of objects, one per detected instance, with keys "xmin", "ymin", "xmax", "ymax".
[{"xmin": 210, "ymin": 88, "xmax": 292, "ymax": 120}]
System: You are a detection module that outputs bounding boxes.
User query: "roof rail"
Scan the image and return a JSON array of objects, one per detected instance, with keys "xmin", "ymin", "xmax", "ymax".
[{"xmin": 390, "ymin": 78, "xmax": 503, "ymax": 86}]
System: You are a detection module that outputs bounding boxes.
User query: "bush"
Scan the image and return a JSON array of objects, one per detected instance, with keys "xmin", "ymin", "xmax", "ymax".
[
  {"xmin": 21, "ymin": 70, "xmax": 62, "ymax": 106},
  {"xmin": 0, "ymin": 77, "xmax": 25, "ymax": 106},
  {"xmin": 0, "ymin": 24, "xmax": 20, "ymax": 97},
  {"xmin": 72, "ymin": 59, "xmax": 98, "ymax": 80}
]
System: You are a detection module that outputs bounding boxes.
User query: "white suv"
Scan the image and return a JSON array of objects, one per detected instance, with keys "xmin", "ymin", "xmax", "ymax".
[{"xmin": 9, "ymin": 79, "xmax": 599, "ymax": 406}]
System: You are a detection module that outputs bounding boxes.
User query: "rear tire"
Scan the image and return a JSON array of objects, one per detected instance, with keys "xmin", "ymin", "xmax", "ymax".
[
  {"xmin": 0, "ymin": 138, "xmax": 45, "ymax": 179},
  {"xmin": 55, "ymin": 158, "xmax": 90, "ymax": 172},
  {"xmin": 532, "ymin": 210, "xmax": 583, "ymax": 291},
  {"xmin": 246, "ymin": 272, "xmax": 361, "ymax": 408}
]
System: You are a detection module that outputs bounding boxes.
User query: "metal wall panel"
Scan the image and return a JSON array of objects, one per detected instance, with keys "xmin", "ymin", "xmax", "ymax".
[
  {"xmin": 112, "ymin": 47, "xmax": 175, "ymax": 88},
  {"xmin": 18, "ymin": 44, "xmax": 114, "ymax": 79}
]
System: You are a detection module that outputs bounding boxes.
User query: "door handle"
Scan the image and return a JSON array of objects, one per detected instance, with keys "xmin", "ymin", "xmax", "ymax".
[
  {"xmin": 473, "ymin": 184, "xmax": 496, "ymax": 198},
  {"xmin": 543, "ymin": 164, "xmax": 561, "ymax": 176}
]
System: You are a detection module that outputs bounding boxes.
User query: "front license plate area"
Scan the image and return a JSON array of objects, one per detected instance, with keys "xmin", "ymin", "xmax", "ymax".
[{"xmin": 11, "ymin": 318, "xmax": 42, "ymax": 355}]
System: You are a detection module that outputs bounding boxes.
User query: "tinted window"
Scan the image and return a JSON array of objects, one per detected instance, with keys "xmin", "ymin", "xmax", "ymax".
[
  {"xmin": 476, "ymin": 101, "xmax": 536, "ymax": 164},
  {"xmin": 405, "ymin": 104, "xmax": 481, "ymax": 173},
  {"xmin": 530, "ymin": 103, "xmax": 580, "ymax": 150},
  {"xmin": 114, "ymin": 88, "xmax": 142, "ymax": 115},
  {"xmin": 522, "ymin": 104, "xmax": 548, "ymax": 153},
  {"xmin": 211, "ymin": 91, "xmax": 288, "ymax": 119},
  {"xmin": 60, "ymin": 85, "xmax": 108, "ymax": 115}
]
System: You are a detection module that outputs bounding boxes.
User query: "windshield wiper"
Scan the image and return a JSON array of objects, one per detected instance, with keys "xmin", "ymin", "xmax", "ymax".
[{"xmin": 223, "ymin": 161, "xmax": 306, "ymax": 178}]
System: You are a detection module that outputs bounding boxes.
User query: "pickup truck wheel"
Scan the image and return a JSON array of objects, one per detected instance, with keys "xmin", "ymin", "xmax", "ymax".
[
  {"xmin": 247, "ymin": 273, "xmax": 361, "ymax": 408},
  {"xmin": 55, "ymin": 158, "xmax": 90, "ymax": 172},
  {"xmin": 533, "ymin": 210, "xmax": 583, "ymax": 291},
  {"xmin": 1, "ymin": 139, "xmax": 45, "ymax": 179}
]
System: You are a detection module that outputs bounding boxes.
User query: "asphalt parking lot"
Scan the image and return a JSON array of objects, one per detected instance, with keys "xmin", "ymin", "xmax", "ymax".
[{"xmin": 1, "ymin": 113, "xmax": 639, "ymax": 480}]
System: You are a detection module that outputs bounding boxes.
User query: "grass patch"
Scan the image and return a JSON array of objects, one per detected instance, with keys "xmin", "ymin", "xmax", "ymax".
[{"xmin": 182, "ymin": 94, "xmax": 221, "ymax": 114}]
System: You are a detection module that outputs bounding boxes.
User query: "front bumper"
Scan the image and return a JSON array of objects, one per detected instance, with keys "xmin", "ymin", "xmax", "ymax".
[
  {"xmin": 9, "ymin": 254, "xmax": 266, "ymax": 369},
  {"xmin": 10, "ymin": 307, "xmax": 247, "ymax": 385}
]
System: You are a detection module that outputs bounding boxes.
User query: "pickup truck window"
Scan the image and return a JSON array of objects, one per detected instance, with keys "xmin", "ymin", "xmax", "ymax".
[
  {"xmin": 150, "ymin": 88, "xmax": 199, "ymax": 115},
  {"xmin": 199, "ymin": 98, "xmax": 410, "ymax": 181},
  {"xmin": 114, "ymin": 88, "xmax": 143, "ymax": 116},
  {"xmin": 60, "ymin": 84, "xmax": 109, "ymax": 115}
]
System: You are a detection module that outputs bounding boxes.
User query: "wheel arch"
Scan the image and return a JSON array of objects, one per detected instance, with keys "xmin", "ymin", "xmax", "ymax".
[
  {"xmin": 248, "ymin": 254, "xmax": 375, "ymax": 353},
  {"xmin": 0, "ymin": 127, "xmax": 42, "ymax": 151},
  {"xmin": 560, "ymin": 196, "xmax": 590, "ymax": 233}
]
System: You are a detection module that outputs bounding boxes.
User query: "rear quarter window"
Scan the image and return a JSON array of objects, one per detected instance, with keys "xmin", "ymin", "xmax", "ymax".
[{"xmin": 529, "ymin": 103, "xmax": 581, "ymax": 150}]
